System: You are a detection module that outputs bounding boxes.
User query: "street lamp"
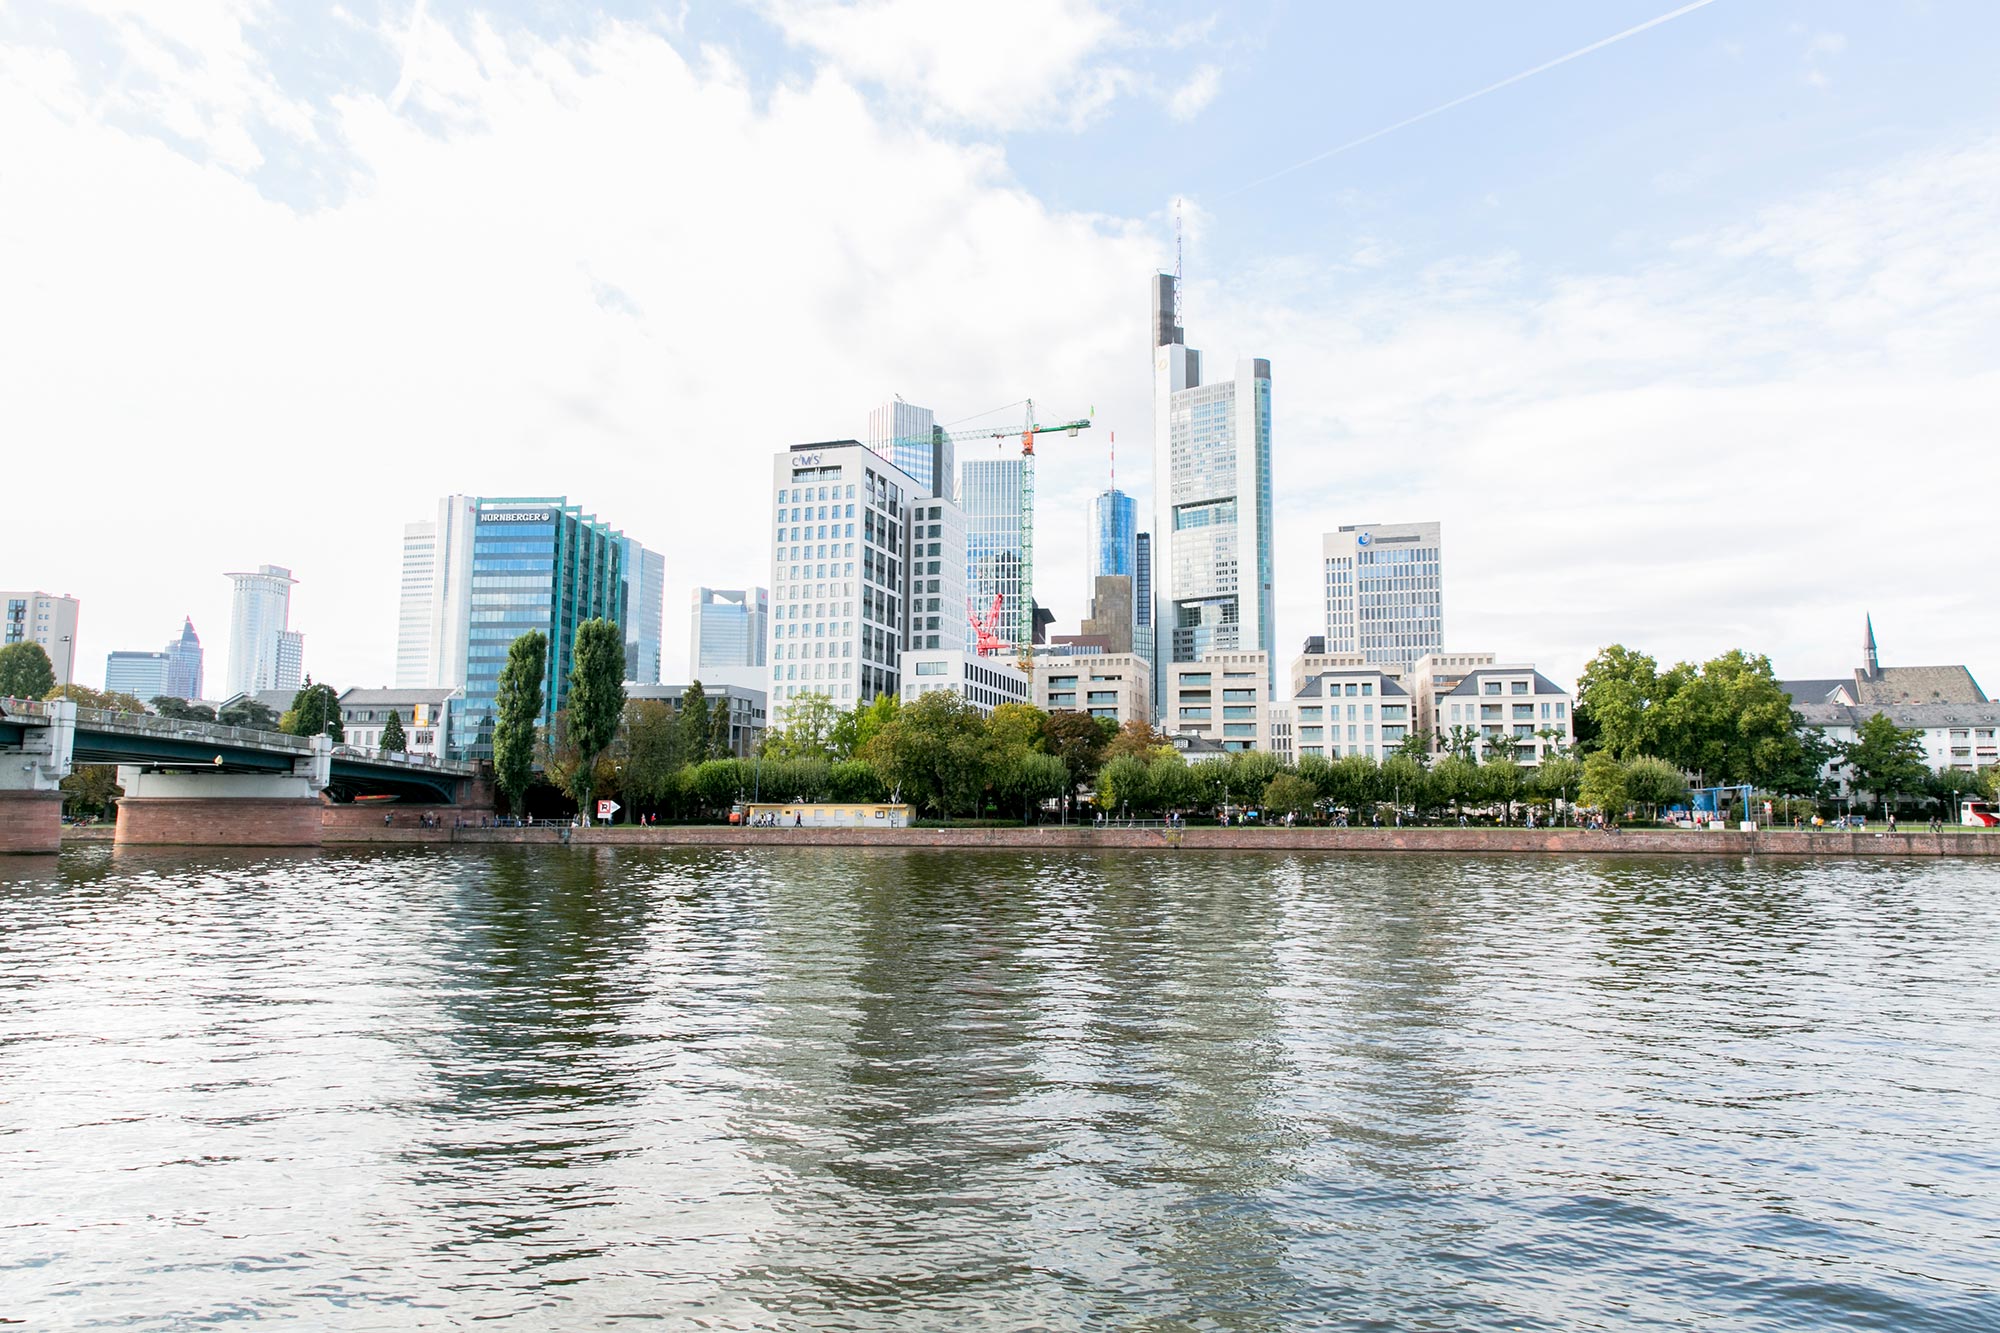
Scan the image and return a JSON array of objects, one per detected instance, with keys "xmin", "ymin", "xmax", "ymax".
[{"xmin": 58, "ymin": 634, "xmax": 73, "ymax": 697}]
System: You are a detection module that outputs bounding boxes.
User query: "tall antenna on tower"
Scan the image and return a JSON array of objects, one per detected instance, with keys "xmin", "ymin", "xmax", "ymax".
[{"xmin": 1173, "ymin": 196, "xmax": 1184, "ymax": 329}]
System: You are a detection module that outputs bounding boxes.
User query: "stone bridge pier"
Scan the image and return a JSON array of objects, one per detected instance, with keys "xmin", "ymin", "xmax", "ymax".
[
  {"xmin": 0, "ymin": 699, "xmax": 74, "ymax": 855},
  {"xmin": 115, "ymin": 735, "xmax": 333, "ymax": 848}
]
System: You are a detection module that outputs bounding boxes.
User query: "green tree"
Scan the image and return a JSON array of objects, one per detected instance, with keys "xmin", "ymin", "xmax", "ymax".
[
  {"xmin": 1262, "ymin": 773, "xmax": 1317, "ymax": 820},
  {"xmin": 1096, "ymin": 754, "xmax": 1151, "ymax": 813},
  {"xmin": 60, "ymin": 764, "xmax": 121, "ymax": 819},
  {"xmin": 708, "ymin": 695, "xmax": 735, "ymax": 758},
  {"xmin": 1926, "ymin": 766, "xmax": 1984, "ymax": 812},
  {"xmin": 281, "ymin": 678, "xmax": 343, "ymax": 741},
  {"xmin": 827, "ymin": 759, "xmax": 888, "ymax": 803},
  {"xmin": 1381, "ymin": 754, "xmax": 1428, "ymax": 819},
  {"xmin": 677, "ymin": 680, "xmax": 713, "ymax": 765},
  {"xmin": 1226, "ymin": 750, "xmax": 1283, "ymax": 806},
  {"xmin": 762, "ymin": 691, "xmax": 839, "ymax": 762},
  {"xmin": 1575, "ymin": 645, "xmax": 1663, "ymax": 759},
  {"xmin": 1148, "ymin": 753, "xmax": 1203, "ymax": 815},
  {"xmin": 1981, "ymin": 765, "xmax": 2000, "ymax": 803},
  {"xmin": 218, "ymin": 697, "xmax": 282, "ymax": 731},
  {"xmin": 997, "ymin": 752, "xmax": 1069, "ymax": 822},
  {"xmin": 1104, "ymin": 717, "xmax": 1171, "ymax": 761},
  {"xmin": 1393, "ymin": 727, "xmax": 1435, "ymax": 766},
  {"xmin": 830, "ymin": 692, "xmax": 901, "ymax": 760},
  {"xmin": 1441, "ymin": 724, "xmax": 1482, "ymax": 761},
  {"xmin": 864, "ymin": 690, "xmax": 989, "ymax": 818},
  {"xmin": 565, "ymin": 618, "xmax": 626, "ymax": 814},
  {"xmin": 379, "ymin": 710, "xmax": 408, "ymax": 753},
  {"xmin": 1651, "ymin": 650, "xmax": 1799, "ymax": 786},
  {"xmin": 1431, "ymin": 754, "xmax": 1479, "ymax": 820},
  {"xmin": 1043, "ymin": 709, "xmax": 1111, "ymax": 805},
  {"xmin": 493, "ymin": 630, "xmax": 548, "ymax": 816},
  {"xmin": 1841, "ymin": 712, "xmax": 1929, "ymax": 816},
  {"xmin": 621, "ymin": 699, "xmax": 679, "ymax": 810},
  {"xmin": 1325, "ymin": 753, "xmax": 1380, "ymax": 813},
  {"xmin": 1535, "ymin": 755, "xmax": 1585, "ymax": 820},
  {"xmin": 47, "ymin": 684, "xmax": 150, "ymax": 712},
  {"xmin": 151, "ymin": 696, "xmax": 216, "ymax": 722},
  {"xmin": 1477, "ymin": 755, "xmax": 1525, "ymax": 823},
  {"xmin": 1622, "ymin": 755, "xmax": 1689, "ymax": 820},
  {"xmin": 0, "ymin": 642, "xmax": 56, "ymax": 700},
  {"xmin": 1579, "ymin": 751, "xmax": 1628, "ymax": 819}
]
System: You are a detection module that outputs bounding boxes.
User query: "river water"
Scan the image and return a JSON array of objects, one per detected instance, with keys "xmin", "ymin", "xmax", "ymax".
[{"xmin": 2, "ymin": 847, "xmax": 1996, "ymax": 1331}]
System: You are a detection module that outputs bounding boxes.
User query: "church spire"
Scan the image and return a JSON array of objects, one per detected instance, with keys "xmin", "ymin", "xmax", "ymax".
[{"xmin": 1863, "ymin": 613, "xmax": 1880, "ymax": 680}]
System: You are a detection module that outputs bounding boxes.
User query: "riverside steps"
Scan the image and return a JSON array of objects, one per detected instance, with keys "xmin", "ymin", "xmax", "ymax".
[{"xmin": 311, "ymin": 819, "xmax": 2000, "ymax": 857}]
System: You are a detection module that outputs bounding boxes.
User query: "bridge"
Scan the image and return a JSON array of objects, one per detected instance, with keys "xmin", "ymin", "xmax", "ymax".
[{"xmin": 1, "ymin": 698, "xmax": 484, "ymax": 854}]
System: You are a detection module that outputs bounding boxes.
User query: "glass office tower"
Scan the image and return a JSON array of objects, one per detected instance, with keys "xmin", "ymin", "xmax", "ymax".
[
  {"xmin": 452, "ymin": 499, "xmax": 626, "ymax": 760},
  {"xmin": 960, "ymin": 456, "xmax": 1026, "ymax": 655},
  {"xmin": 1086, "ymin": 488, "xmax": 1137, "ymax": 605}
]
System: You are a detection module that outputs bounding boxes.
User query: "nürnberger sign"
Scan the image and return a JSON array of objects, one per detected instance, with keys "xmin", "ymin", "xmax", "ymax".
[{"xmin": 484, "ymin": 510, "xmax": 552, "ymax": 523}]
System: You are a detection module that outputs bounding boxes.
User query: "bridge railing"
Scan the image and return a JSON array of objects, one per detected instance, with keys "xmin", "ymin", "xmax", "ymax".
[
  {"xmin": 2, "ymin": 696, "xmax": 53, "ymax": 717},
  {"xmin": 71, "ymin": 706, "xmax": 316, "ymax": 754},
  {"xmin": 330, "ymin": 744, "xmax": 473, "ymax": 774}
]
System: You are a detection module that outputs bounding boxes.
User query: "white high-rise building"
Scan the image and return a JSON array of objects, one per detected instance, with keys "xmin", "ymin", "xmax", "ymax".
[
  {"xmin": 767, "ymin": 440, "xmax": 968, "ymax": 729},
  {"xmin": 1324, "ymin": 522, "xmax": 1443, "ymax": 670},
  {"xmin": 393, "ymin": 495, "xmax": 478, "ymax": 689},
  {"xmin": 1, "ymin": 589, "xmax": 80, "ymax": 686},
  {"xmin": 275, "ymin": 629, "xmax": 305, "ymax": 693},
  {"xmin": 1150, "ymin": 272, "xmax": 1276, "ymax": 703},
  {"xmin": 868, "ymin": 398, "xmax": 951, "ymax": 501},
  {"xmin": 395, "ymin": 520, "xmax": 435, "ymax": 687},
  {"xmin": 224, "ymin": 565, "xmax": 296, "ymax": 698}
]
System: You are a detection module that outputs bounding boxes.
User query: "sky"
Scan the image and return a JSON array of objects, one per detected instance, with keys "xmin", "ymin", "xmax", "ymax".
[{"xmin": 3, "ymin": 0, "xmax": 1997, "ymax": 698}]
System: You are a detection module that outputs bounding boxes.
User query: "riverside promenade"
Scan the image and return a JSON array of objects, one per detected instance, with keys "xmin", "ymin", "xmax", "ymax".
[{"xmin": 298, "ymin": 811, "xmax": 2000, "ymax": 858}]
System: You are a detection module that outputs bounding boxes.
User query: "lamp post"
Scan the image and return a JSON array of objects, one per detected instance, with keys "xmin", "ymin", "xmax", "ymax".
[{"xmin": 58, "ymin": 634, "xmax": 73, "ymax": 697}]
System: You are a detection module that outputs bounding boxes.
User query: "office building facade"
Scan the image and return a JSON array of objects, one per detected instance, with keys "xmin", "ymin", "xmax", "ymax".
[
  {"xmin": 396, "ymin": 496, "xmax": 478, "ymax": 689},
  {"xmin": 961, "ymin": 456, "xmax": 1025, "ymax": 657},
  {"xmin": 899, "ymin": 649, "xmax": 1030, "ymax": 717},
  {"xmin": 1150, "ymin": 273, "xmax": 1276, "ymax": 702},
  {"xmin": 1166, "ymin": 649, "xmax": 1273, "ymax": 751},
  {"xmin": 769, "ymin": 440, "xmax": 967, "ymax": 729},
  {"xmin": 621, "ymin": 538, "xmax": 665, "ymax": 685},
  {"xmin": 626, "ymin": 683, "xmax": 769, "ymax": 759},
  {"xmin": 105, "ymin": 651, "xmax": 168, "ymax": 700},
  {"xmin": 1035, "ymin": 650, "xmax": 1152, "ymax": 727},
  {"xmin": 1, "ymin": 590, "xmax": 80, "ymax": 686},
  {"xmin": 274, "ymin": 629, "xmax": 304, "ymax": 693},
  {"xmin": 1291, "ymin": 666, "xmax": 1414, "ymax": 762},
  {"xmin": 224, "ymin": 565, "xmax": 296, "ymax": 698},
  {"xmin": 164, "ymin": 617, "xmax": 203, "ymax": 700},
  {"xmin": 451, "ymin": 499, "xmax": 626, "ymax": 760},
  {"xmin": 691, "ymin": 587, "xmax": 769, "ymax": 677},
  {"xmin": 1323, "ymin": 522, "xmax": 1443, "ymax": 669},
  {"xmin": 868, "ymin": 398, "xmax": 952, "ymax": 501}
]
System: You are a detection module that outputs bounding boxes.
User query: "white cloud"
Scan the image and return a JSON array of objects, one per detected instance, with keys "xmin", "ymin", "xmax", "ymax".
[
  {"xmin": 1, "ymin": 6, "xmax": 1994, "ymax": 702},
  {"xmin": 755, "ymin": 0, "xmax": 1134, "ymax": 131},
  {"xmin": 0, "ymin": 13, "xmax": 1157, "ymax": 688},
  {"xmin": 1165, "ymin": 63, "xmax": 1219, "ymax": 122}
]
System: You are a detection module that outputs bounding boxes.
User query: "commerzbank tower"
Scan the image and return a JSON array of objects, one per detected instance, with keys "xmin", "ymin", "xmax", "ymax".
[{"xmin": 1149, "ymin": 272, "xmax": 1276, "ymax": 709}]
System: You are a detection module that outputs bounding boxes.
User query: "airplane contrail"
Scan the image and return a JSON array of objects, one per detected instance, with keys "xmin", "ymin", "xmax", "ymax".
[{"xmin": 1222, "ymin": 0, "xmax": 1724, "ymax": 198}]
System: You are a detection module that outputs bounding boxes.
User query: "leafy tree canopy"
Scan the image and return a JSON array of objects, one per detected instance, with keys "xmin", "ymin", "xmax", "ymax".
[{"xmin": 0, "ymin": 642, "xmax": 57, "ymax": 700}]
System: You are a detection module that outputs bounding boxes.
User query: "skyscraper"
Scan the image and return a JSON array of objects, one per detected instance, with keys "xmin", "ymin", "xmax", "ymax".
[
  {"xmin": 224, "ymin": 565, "xmax": 296, "ymax": 697},
  {"xmin": 868, "ymin": 398, "xmax": 952, "ymax": 501},
  {"xmin": 1150, "ymin": 272, "xmax": 1276, "ymax": 701},
  {"xmin": 395, "ymin": 520, "xmax": 435, "ymax": 687},
  {"xmin": 163, "ymin": 617, "xmax": 203, "ymax": 699},
  {"xmin": 1134, "ymin": 530, "xmax": 1155, "ymax": 683},
  {"xmin": 621, "ymin": 537, "xmax": 665, "ymax": 685},
  {"xmin": 1086, "ymin": 488, "xmax": 1137, "ymax": 603},
  {"xmin": 395, "ymin": 495, "xmax": 477, "ymax": 689},
  {"xmin": 960, "ymin": 456, "xmax": 1025, "ymax": 656},
  {"xmin": 1323, "ymin": 522, "xmax": 1442, "ymax": 669},
  {"xmin": 767, "ymin": 440, "xmax": 967, "ymax": 728},
  {"xmin": 105, "ymin": 651, "xmax": 168, "ymax": 699},
  {"xmin": 275, "ymin": 629, "xmax": 305, "ymax": 693},
  {"xmin": 450, "ymin": 499, "xmax": 626, "ymax": 760},
  {"xmin": 691, "ymin": 588, "xmax": 769, "ymax": 677}
]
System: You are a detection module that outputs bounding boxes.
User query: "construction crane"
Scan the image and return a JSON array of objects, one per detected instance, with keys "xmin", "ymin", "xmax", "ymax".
[{"xmin": 888, "ymin": 400, "xmax": 1093, "ymax": 680}]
